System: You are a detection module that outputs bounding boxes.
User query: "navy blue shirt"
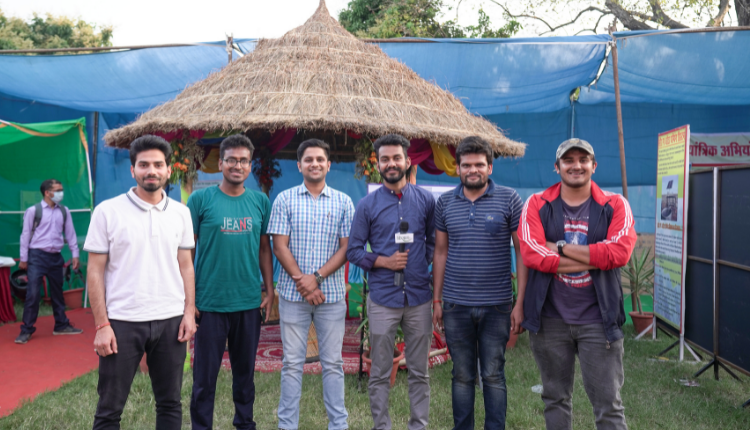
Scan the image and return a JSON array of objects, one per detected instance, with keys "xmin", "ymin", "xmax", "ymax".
[
  {"xmin": 346, "ymin": 184, "xmax": 436, "ymax": 308},
  {"xmin": 435, "ymin": 180, "xmax": 523, "ymax": 306}
]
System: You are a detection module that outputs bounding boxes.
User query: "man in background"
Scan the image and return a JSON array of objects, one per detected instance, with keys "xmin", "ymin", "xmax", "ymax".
[
  {"xmin": 269, "ymin": 138, "xmax": 355, "ymax": 430},
  {"xmin": 16, "ymin": 178, "xmax": 82, "ymax": 344},
  {"xmin": 188, "ymin": 134, "xmax": 274, "ymax": 430}
]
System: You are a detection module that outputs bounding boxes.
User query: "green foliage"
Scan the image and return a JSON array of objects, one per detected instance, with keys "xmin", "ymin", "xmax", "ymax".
[
  {"xmin": 463, "ymin": 8, "xmax": 521, "ymax": 38},
  {"xmin": 623, "ymin": 246, "xmax": 655, "ymax": 315},
  {"xmin": 339, "ymin": 0, "xmax": 387, "ymax": 35},
  {"xmin": 339, "ymin": 0, "xmax": 520, "ymax": 38},
  {"xmin": 0, "ymin": 7, "xmax": 113, "ymax": 51}
]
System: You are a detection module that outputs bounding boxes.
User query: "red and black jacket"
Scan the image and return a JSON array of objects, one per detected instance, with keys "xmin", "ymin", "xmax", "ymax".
[{"xmin": 518, "ymin": 181, "xmax": 636, "ymax": 343}]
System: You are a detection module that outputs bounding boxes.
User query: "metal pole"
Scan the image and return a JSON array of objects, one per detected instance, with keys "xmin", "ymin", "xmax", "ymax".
[
  {"xmin": 226, "ymin": 35, "xmax": 233, "ymax": 64},
  {"xmin": 92, "ymin": 112, "xmax": 99, "ymax": 206},
  {"xmin": 713, "ymin": 167, "xmax": 719, "ymax": 378},
  {"xmin": 610, "ymin": 36, "xmax": 629, "ymax": 200}
]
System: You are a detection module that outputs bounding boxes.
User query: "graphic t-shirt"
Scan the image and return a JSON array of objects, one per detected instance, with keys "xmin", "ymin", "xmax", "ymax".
[
  {"xmin": 541, "ymin": 197, "xmax": 602, "ymax": 324},
  {"xmin": 187, "ymin": 186, "xmax": 271, "ymax": 312}
]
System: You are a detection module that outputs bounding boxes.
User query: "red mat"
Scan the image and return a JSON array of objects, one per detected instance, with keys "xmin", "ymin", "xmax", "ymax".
[
  {"xmin": 0, "ymin": 308, "xmax": 97, "ymax": 418},
  {"xmin": 189, "ymin": 319, "xmax": 450, "ymax": 375}
]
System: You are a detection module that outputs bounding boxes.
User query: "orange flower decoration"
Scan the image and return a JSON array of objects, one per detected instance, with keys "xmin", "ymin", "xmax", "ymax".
[
  {"xmin": 184, "ymin": 158, "xmax": 189, "ymax": 164},
  {"xmin": 364, "ymin": 170, "xmax": 370, "ymax": 176}
]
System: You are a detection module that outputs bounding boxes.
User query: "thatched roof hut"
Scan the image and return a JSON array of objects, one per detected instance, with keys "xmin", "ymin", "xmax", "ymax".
[{"xmin": 104, "ymin": 0, "xmax": 525, "ymax": 158}]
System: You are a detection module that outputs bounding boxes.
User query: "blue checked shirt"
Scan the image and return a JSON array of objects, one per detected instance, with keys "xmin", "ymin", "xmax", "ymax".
[{"xmin": 267, "ymin": 183, "xmax": 355, "ymax": 303}]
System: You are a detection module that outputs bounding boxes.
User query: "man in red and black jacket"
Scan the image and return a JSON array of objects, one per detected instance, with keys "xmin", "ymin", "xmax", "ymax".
[{"xmin": 517, "ymin": 138, "xmax": 636, "ymax": 430}]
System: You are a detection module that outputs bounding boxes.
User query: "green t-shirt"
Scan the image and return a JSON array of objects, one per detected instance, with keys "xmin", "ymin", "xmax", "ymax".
[{"xmin": 187, "ymin": 186, "xmax": 271, "ymax": 312}]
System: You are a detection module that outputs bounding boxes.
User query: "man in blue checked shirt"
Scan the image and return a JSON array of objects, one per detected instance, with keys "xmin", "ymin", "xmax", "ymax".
[
  {"xmin": 347, "ymin": 134, "xmax": 436, "ymax": 430},
  {"xmin": 268, "ymin": 138, "xmax": 355, "ymax": 430}
]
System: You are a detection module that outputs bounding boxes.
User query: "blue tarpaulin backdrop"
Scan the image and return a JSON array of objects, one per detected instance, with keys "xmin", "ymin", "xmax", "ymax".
[{"xmin": 1, "ymin": 30, "xmax": 749, "ymax": 245}]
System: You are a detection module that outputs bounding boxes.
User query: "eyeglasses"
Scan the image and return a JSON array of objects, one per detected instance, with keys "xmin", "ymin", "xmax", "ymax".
[{"xmin": 223, "ymin": 158, "xmax": 251, "ymax": 168}]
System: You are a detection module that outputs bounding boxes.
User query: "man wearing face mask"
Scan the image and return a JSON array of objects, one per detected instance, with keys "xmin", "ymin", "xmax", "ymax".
[{"xmin": 16, "ymin": 179, "xmax": 82, "ymax": 344}]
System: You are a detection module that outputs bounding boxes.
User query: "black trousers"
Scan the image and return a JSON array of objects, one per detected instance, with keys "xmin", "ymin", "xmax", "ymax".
[
  {"xmin": 21, "ymin": 249, "xmax": 69, "ymax": 334},
  {"xmin": 93, "ymin": 316, "xmax": 186, "ymax": 430},
  {"xmin": 190, "ymin": 309, "xmax": 261, "ymax": 430}
]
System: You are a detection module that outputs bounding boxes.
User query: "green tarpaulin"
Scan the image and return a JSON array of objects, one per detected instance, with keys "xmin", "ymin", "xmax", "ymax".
[{"xmin": 0, "ymin": 118, "xmax": 92, "ymax": 270}]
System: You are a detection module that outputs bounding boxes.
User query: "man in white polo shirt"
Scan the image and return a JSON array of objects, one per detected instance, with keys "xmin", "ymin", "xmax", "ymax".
[{"xmin": 84, "ymin": 135, "xmax": 197, "ymax": 430}]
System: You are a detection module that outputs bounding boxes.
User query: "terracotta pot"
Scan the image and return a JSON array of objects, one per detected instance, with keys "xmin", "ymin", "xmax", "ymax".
[
  {"xmin": 63, "ymin": 288, "xmax": 84, "ymax": 309},
  {"xmin": 629, "ymin": 311, "xmax": 654, "ymax": 336},
  {"xmin": 506, "ymin": 331, "xmax": 519, "ymax": 349},
  {"xmin": 362, "ymin": 348, "xmax": 406, "ymax": 387}
]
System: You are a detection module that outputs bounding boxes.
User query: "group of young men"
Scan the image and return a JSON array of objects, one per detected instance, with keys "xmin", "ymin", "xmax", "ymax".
[{"xmin": 23, "ymin": 128, "xmax": 635, "ymax": 430}]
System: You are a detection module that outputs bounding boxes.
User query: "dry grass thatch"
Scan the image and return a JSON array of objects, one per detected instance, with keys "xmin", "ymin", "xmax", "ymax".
[{"xmin": 104, "ymin": 0, "xmax": 525, "ymax": 157}]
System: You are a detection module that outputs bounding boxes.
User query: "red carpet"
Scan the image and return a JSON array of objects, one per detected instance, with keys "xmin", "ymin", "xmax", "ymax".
[
  {"xmin": 0, "ymin": 308, "xmax": 98, "ymax": 418},
  {"xmin": 190, "ymin": 319, "xmax": 451, "ymax": 375}
]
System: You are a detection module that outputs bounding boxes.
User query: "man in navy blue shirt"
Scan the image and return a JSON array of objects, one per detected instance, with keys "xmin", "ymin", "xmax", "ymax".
[
  {"xmin": 432, "ymin": 136, "xmax": 527, "ymax": 430},
  {"xmin": 347, "ymin": 134, "xmax": 435, "ymax": 430}
]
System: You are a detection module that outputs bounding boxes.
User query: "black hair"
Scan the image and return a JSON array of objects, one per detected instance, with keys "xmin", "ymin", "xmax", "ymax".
[
  {"xmin": 129, "ymin": 135, "xmax": 172, "ymax": 166},
  {"xmin": 455, "ymin": 136, "xmax": 494, "ymax": 166},
  {"xmin": 220, "ymin": 134, "xmax": 255, "ymax": 160},
  {"xmin": 40, "ymin": 179, "xmax": 61, "ymax": 196},
  {"xmin": 373, "ymin": 134, "xmax": 410, "ymax": 158},
  {"xmin": 297, "ymin": 138, "xmax": 330, "ymax": 161}
]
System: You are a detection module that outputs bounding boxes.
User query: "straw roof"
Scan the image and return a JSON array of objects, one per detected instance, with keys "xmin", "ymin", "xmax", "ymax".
[{"xmin": 104, "ymin": 0, "xmax": 525, "ymax": 157}]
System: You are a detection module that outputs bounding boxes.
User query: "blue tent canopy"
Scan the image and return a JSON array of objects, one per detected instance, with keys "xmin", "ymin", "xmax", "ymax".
[
  {"xmin": 579, "ymin": 30, "xmax": 750, "ymax": 105},
  {"xmin": 1, "ymin": 30, "xmax": 750, "ymax": 237}
]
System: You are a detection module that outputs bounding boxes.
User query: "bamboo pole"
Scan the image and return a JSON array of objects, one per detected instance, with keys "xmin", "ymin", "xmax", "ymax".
[{"xmin": 609, "ymin": 31, "xmax": 629, "ymax": 200}]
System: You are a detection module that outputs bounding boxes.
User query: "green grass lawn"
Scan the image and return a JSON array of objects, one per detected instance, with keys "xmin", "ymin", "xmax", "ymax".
[
  {"xmin": 1, "ymin": 325, "xmax": 748, "ymax": 429},
  {"xmin": 0, "ymin": 301, "xmax": 53, "ymax": 327}
]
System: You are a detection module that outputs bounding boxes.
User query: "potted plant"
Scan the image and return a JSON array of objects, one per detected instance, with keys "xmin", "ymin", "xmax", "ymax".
[{"xmin": 623, "ymin": 247, "xmax": 655, "ymax": 336}]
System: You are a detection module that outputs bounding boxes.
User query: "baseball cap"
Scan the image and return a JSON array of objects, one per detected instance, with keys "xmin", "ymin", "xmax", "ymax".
[{"xmin": 556, "ymin": 138, "xmax": 595, "ymax": 160}]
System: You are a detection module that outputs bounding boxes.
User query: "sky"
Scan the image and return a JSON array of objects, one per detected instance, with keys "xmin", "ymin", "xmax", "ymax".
[
  {"xmin": 2, "ymin": 0, "xmax": 736, "ymax": 46},
  {"xmin": 2, "ymin": 0, "xmax": 582, "ymax": 45},
  {"xmin": 2, "ymin": 0, "xmax": 354, "ymax": 45}
]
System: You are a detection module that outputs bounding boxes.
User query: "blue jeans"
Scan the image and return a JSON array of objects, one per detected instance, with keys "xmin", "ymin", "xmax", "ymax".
[
  {"xmin": 443, "ymin": 302, "xmax": 512, "ymax": 430},
  {"xmin": 21, "ymin": 249, "xmax": 70, "ymax": 334},
  {"xmin": 278, "ymin": 297, "xmax": 348, "ymax": 430}
]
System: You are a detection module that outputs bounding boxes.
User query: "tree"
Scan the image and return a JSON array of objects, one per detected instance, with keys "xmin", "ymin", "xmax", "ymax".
[
  {"xmin": 0, "ymin": 8, "xmax": 113, "ymax": 51},
  {"xmin": 339, "ymin": 0, "xmax": 521, "ymax": 38},
  {"xmin": 491, "ymin": 0, "xmax": 748, "ymax": 35}
]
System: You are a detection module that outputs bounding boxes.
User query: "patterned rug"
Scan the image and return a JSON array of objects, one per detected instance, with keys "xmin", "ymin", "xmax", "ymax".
[{"xmin": 189, "ymin": 319, "xmax": 451, "ymax": 375}]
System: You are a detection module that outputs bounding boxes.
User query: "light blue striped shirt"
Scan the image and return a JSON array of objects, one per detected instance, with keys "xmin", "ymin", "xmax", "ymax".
[{"xmin": 268, "ymin": 183, "xmax": 355, "ymax": 303}]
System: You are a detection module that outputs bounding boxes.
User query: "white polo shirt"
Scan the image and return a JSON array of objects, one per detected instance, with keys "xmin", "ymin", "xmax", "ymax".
[{"xmin": 83, "ymin": 188, "xmax": 195, "ymax": 322}]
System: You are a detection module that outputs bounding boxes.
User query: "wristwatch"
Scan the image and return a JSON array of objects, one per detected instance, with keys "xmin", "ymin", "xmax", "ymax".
[
  {"xmin": 556, "ymin": 240, "xmax": 567, "ymax": 257},
  {"xmin": 314, "ymin": 271, "xmax": 325, "ymax": 285}
]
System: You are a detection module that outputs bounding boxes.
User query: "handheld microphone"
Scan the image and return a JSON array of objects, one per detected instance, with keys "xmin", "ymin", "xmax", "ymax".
[{"xmin": 394, "ymin": 221, "xmax": 411, "ymax": 287}]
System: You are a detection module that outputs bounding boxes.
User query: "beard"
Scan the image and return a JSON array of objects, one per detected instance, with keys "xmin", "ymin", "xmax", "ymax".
[
  {"xmin": 461, "ymin": 175, "xmax": 487, "ymax": 190},
  {"xmin": 138, "ymin": 175, "xmax": 166, "ymax": 192},
  {"xmin": 380, "ymin": 166, "xmax": 406, "ymax": 184}
]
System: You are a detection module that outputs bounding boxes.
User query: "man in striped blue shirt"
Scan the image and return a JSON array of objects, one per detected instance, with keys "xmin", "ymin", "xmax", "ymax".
[
  {"xmin": 432, "ymin": 136, "xmax": 528, "ymax": 430},
  {"xmin": 268, "ymin": 138, "xmax": 355, "ymax": 430}
]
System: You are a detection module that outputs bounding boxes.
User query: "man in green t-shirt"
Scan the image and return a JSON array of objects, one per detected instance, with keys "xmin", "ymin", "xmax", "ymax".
[{"xmin": 187, "ymin": 134, "xmax": 274, "ymax": 430}]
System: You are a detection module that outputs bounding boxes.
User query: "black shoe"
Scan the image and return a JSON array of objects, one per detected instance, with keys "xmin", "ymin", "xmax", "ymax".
[
  {"xmin": 15, "ymin": 332, "xmax": 32, "ymax": 344},
  {"xmin": 53, "ymin": 324, "xmax": 83, "ymax": 335}
]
